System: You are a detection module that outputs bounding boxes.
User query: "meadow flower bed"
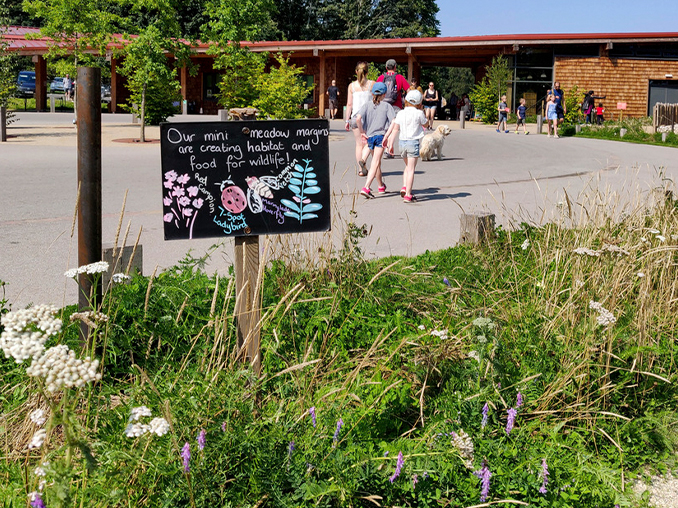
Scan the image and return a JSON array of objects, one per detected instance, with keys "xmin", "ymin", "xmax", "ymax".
[{"xmin": 1, "ymin": 197, "xmax": 678, "ymax": 507}]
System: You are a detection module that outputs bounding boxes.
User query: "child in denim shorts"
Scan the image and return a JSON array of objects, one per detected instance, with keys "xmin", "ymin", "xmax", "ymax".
[
  {"xmin": 383, "ymin": 89, "xmax": 427, "ymax": 203},
  {"xmin": 356, "ymin": 82, "xmax": 395, "ymax": 198}
]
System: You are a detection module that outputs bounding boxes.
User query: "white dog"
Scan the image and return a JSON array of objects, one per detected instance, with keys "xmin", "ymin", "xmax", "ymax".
[{"xmin": 420, "ymin": 124, "xmax": 452, "ymax": 161}]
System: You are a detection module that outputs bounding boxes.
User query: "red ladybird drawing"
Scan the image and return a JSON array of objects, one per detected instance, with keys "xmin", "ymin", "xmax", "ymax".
[{"xmin": 220, "ymin": 180, "xmax": 247, "ymax": 213}]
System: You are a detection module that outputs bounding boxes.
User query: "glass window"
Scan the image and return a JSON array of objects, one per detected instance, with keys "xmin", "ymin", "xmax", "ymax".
[
  {"xmin": 516, "ymin": 49, "xmax": 553, "ymax": 67},
  {"xmin": 203, "ymin": 72, "xmax": 219, "ymax": 101}
]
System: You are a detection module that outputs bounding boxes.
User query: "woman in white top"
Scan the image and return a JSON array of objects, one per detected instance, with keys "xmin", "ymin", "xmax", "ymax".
[{"xmin": 345, "ymin": 61, "xmax": 374, "ymax": 176}]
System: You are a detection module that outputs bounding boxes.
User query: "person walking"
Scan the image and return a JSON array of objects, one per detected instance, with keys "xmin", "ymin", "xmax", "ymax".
[
  {"xmin": 377, "ymin": 59, "xmax": 409, "ymax": 158},
  {"xmin": 63, "ymin": 74, "xmax": 72, "ymax": 101},
  {"xmin": 345, "ymin": 62, "xmax": 375, "ymax": 176},
  {"xmin": 383, "ymin": 89, "xmax": 427, "ymax": 203},
  {"xmin": 423, "ymin": 82, "xmax": 439, "ymax": 130},
  {"xmin": 553, "ymin": 81, "xmax": 566, "ymax": 125},
  {"xmin": 356, "ymin": 82, "xmax": 395, "ymax": 199},
  {"xmin": 326, "ymin": 80, "xmax": 340, "ymax": 120},
  {"xmin": 496, "ymin": 94, "xmax": 509, "ymax": 133},
  {"xmin": 546, "ymin": 93, "xmax": 559, "ymax": 138},
  {"xmin": 515, "ymin": 97, "xmax": 528, "ymax": 134}
]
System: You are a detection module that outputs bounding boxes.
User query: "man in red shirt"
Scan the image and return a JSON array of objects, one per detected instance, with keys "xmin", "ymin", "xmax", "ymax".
[{"xmin": 377, "ymin": 59, "xmax": 409, "ymax": 156}]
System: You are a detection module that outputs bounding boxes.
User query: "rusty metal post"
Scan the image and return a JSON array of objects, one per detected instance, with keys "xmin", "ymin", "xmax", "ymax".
[
  {"xmin": 76, "ymin": 67, "xmax": 102, "ymax": 340},
  {"xmin": 0, "ymin": 106, "xmax": 6, "ymax": 142}
]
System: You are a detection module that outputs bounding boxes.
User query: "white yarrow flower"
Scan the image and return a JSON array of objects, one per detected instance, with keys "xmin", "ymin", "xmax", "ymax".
[
  {"xmin": 573, "ymin": 247, "xmax": 601, "ymax": 257},
  {"xmin": 451, "ymin": 429, "xmax": 475, "ymax": 469},
  {"xmin": 417, "ymin": 324, "xmax": 426, "ymax": 330},
  {"xmin": 64, "ymin": 261, "xmax": 110, "ymax": 280},
  {"xmin": 130, "ymin": 406, "xmax": 153, "ymax": 421},
  {"xmin": 124, "ymin": 423, "xmax": 151, "ymax": 438},
  {"xmin": 589, "ymin": 301, "xmax": 617, "ymax": 327},
  {"xmin": 112, "ymin": 273, "xmax": 131, "ymax": 283},
  {"xmin": 430, "ymin": 329, "xmax": 449, "ymax": 340},
  {"xmin": 0, "ymin": 305, "xmax": 62, "ymax": 363},
  {"xmin": 637, "ymin": 272, "xmax": 645, "ymax": 278},
  {"xmin": 25, "ymin": 345, "xmax": 101, "ymax": 392},
  {"xmin": 521, "ymin": 239, "xmax": 530, "ymax": 250},
  {"xmin": 28, "ymin": 429, "xmax": 47, "ymax": 449},
  {"xmin": 149, "ymin": 417, "xmax": 170, "ymax": 437},
  {"xmin": 30, "ymin": 409, "xmax": 48, "ymax": 426}
]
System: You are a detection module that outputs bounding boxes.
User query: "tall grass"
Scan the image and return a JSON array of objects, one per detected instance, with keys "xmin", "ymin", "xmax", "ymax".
[{"xmin": 1, "ymin": 176, "xmax": 677, "ymax": 507}]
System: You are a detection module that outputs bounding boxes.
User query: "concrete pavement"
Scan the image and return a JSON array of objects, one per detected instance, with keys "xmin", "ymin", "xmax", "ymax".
[{"xmin": 2, "ymin": 112, "xmax": 678, "ymax": 309}]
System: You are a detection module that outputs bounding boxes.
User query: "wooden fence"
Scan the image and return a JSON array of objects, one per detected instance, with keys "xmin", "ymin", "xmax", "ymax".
[{"xmin": 653, "ymin": 103, "xmax": 678, "ymax": 132}]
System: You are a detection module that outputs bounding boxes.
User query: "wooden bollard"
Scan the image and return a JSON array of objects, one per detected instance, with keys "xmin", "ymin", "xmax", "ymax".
[{"xmin": 459, "ymin": 213, "xmax": 495, "ymax": 245}]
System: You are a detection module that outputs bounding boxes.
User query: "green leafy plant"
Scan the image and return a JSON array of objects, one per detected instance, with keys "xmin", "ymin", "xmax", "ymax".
[{"xmin": 469, "ymin": 56, "xmax": 511, "ymax": 124}]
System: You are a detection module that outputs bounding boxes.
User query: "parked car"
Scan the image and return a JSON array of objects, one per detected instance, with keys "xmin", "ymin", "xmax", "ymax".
[
  {"xmin": 50, "ymin": 77, "xmax": 65, "ymax": 93},
  {"xmin": 16, "ymin": 70, "xmax": 36, "ymax": 98},
  {"xmin": 101, "ymin": 84, "xmax": 111, "ymax": 103}
]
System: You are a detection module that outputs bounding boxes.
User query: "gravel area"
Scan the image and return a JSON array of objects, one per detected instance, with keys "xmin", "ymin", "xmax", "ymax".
[{"xmin": 634, "ymin": 470, "xmax": 678, "ymax": 508}]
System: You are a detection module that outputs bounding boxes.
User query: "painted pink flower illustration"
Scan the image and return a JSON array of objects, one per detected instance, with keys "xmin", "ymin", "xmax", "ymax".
[{"xmin": 163, "ymin": 174, "xmax": 201, "ymax": 238}]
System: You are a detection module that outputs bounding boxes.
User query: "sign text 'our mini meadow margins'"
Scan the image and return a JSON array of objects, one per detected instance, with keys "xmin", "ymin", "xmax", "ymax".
[{"xmin": 160, "ymin": 119, "xmax": 331, "ymax": 240}]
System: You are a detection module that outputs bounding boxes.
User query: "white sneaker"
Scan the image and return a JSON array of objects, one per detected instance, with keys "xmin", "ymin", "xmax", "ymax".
[
  {"xmin": 547, "ymin": 134, "xmax": 552, "ymax": 138},
  {"xmin": 554, "ymin": 134, "xmax": 560, "ymax": 139}
]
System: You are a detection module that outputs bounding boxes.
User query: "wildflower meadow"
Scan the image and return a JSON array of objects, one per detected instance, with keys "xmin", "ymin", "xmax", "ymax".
[{"xmin": 1, "ymin": 180, "xmax": 678, "ymax": 507}]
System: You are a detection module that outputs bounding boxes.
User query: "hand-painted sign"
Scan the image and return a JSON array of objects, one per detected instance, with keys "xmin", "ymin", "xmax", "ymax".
[
  {"xmin": 617, "ymin": 102, "xmax": 627, "ymax": 110},
  {"xmin": 160, "ymin": 119, "xmax": 331, "ymax": 240}
]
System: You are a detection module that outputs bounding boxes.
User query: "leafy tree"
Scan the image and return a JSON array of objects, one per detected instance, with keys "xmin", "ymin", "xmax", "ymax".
[
  {"xmin": 276, "ymin": 0, "xmax": 440, "ymax": 41},
  {"xmin": 421, "ymin": 67, "xmax": 475, "ymax": 101},
  {"xmin": 0, "ymin": 10, "xmax": 17, "ymax": 113},
  {"xmin": 22, "ymin": 0, "xmax": 124, "ymax": 68},
  {"xmin": 118, "ymin": 24, "xmax": 185, "ymax": 140},
  {"xmin": 469, "ymin": 56, "xmax": 511, "ymax": 124},
  {"xmin": 253, "ymin": 54, "xmax": 313, "ymax": 119}
]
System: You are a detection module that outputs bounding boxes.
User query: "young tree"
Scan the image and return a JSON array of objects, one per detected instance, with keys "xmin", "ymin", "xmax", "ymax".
[
  {"xmin": 253, "ymin": 54, "xmax": 313, "ymax": 119},
  {"xmin": 469, "ymin": 56, "xmax": 511, "ymax": 124},
  {"xmin": 118, "ymin": 25, "xmax": 182, "ymax": 141}
]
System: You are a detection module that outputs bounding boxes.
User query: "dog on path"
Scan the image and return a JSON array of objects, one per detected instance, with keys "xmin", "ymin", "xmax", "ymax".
[{"xmin": 420, "ymin": 124, "xmax": 451, "ymax": 161}]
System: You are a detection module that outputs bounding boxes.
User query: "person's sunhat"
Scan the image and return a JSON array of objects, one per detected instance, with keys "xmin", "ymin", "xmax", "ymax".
[{"xmin": 405, "ymin": 90, "xmax": 423, "ymax": 105}]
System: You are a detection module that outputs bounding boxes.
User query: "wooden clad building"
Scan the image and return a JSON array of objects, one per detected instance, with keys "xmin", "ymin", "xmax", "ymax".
[{"xmin": 6, "ymin": 27, "xmax": 678, "ymax": 119}]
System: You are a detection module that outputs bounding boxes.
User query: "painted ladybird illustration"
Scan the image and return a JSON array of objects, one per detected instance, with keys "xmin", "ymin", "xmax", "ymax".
[{"xmin": 219, "ymin": 180, "xmax": 247, "ymax": 214}]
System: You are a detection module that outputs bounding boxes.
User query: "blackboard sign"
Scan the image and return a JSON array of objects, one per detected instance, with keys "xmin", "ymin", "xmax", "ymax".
[{"xmin": 160, "ymin": 119, "xmax": 331, "ymax": 240}]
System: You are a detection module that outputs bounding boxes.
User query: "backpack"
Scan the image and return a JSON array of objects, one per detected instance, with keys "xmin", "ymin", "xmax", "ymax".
[
  {"xmin": 382, "ymin": 73, "xmax": 398, "ymax": 104},
  {"xmin": 581, "ymin": 96, "xmax": 591, "ymax": 113}
]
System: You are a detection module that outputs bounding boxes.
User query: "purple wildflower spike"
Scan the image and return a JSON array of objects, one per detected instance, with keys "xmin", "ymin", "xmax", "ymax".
[
  {"xmin": 481, "ymin": 402, "xmax": 489, "ymax": 428},
  {"xmin": 443, "ymin": 277, "xmax": 450, "ymax": 286},
  {"xmin": 181, "ymin": 442, "xmax": 191, "ymax": 473},
  {"xmin": 288, "ymin": 441, "xmax": 295, "ymax": 458},
  {"xmin": 506, "ymin": 407, "xmax": 517, "ymax": 435},
  {"xmin": 221, "ymin": 421, "xmax": 226, "ymax": 432},
  {"xmin": 333, "ymin": 418, "xmax": 343, "ymax": 445},
  {"xmin": 516, "ymin": 392, "xmax": 524, "ymax": 408},
  {"xmin": 389, "ymin": 451, "xmax": 404, "ymax": 483},
  {"xmin": 30, "ymin": 493, "xmax": 46, "ymax": 508},
  {"xmin": 539, "ymin": 457, "xmax": 549, "ymax": 494},
  {"xmin": 473, "ymin": 460, "xmax": 492, "ymax": 502},
  {"xmin": 309, "ymin": 407, "xmax": 316, "ymax": 428},
  {"xmin": 422, "ymin": 471, "xmax": 429, "ymax": 480},
  {"xmin": 412, "ymin": 474, "xmax": 419, "ymax": 489},
  {"xmin": 197, "ymin": 429, "xmax": 206, "ymax": 451}
]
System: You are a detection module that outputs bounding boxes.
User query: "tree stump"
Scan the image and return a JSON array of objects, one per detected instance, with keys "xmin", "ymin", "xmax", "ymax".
[{"xmin": 459, "ymin": 213, "xmax": 495, "ymax": 245}]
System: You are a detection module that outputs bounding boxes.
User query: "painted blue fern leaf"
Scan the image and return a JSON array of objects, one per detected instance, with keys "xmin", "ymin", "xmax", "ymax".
[{"xmin": 280, "ymin": 159, "xmax": 323, "ymax": 223}]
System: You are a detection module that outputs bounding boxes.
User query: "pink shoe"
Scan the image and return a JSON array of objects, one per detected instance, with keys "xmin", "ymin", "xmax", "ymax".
[
  {"xmin": 360, "ymin": 187, "xmax": 374, "ymax": 199},
  {"xmin": 400, "ymin": 187, "xmax": 407, "ymax": 198},
  {"xmin": 403, "ymin": 194, "xmax": 417, "ymax": 203},
  {"xmin": 377, "ymin": 184, "xmax": 387, "ymax": 194}
]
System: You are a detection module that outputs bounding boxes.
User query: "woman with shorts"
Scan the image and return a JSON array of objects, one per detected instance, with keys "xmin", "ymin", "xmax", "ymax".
[
  {"xmin": 345, "ymin": 62, "xmax": 374, "ymax": 176},
  {"xmin": 423, "ymin": 82, "xmax": 439, "ymax": 130}
]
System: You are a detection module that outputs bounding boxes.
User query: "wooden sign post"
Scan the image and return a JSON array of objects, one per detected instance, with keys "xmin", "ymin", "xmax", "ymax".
[{"xmin": 160, "ymin": 119, "xmax": 331, "ymax": 376}]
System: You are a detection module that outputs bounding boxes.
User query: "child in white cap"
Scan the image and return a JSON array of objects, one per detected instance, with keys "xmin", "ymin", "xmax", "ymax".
[{"xmin": 382, "ymin": 89, "xmax": 427, "ymax": 202}]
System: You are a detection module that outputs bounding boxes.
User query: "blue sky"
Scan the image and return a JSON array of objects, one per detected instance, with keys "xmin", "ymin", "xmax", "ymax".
[{"xmin": 435, "ymin": 0, "xmax": 678, "ymax": 37}]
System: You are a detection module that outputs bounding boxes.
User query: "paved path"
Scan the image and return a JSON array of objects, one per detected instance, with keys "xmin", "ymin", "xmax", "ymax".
[{"xmin": 2, "ymin": 112, "xmax": 678, "ymax": 309}]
